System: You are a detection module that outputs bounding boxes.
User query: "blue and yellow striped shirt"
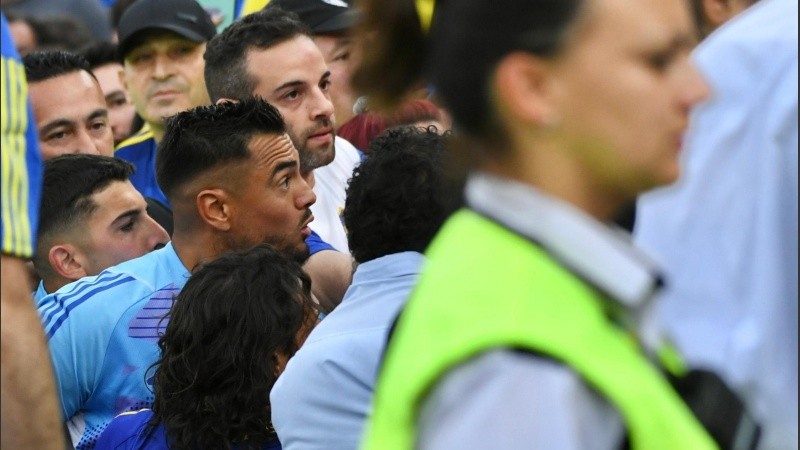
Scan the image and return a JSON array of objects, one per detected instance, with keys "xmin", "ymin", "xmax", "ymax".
[{"xmin": 1, "ymin": 13, "xmax": 41, "ymax": 258}]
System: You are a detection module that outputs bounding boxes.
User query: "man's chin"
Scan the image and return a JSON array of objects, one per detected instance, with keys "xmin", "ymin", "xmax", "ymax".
[{"xmin": 286, "ymin": 243, "xmax": 311, "ymax": 264}]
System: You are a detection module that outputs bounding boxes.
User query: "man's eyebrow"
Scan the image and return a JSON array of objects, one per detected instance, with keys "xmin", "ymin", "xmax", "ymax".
[
  {"xmin": 39, "ymin": 119, "xmax": 75, "ymax": 136},
  {"xmin": 333, "ymin": 38, "xmax": 352, "ymax": 51},
  {"xmin": 104, "ymin": 90, "xmax": 126, "ymax": 103},
  {"xmin": 274, "ymin": 80, "xmax": 306, "ymax": 94},
  {"xmin": 319, "ymin": 70, "xmax": 331, "ymax": 83},
  {"xmin": 110, "ymin": 208, "xmax": 140, "ymax": 227},
  {"xmin": 86, "ymin": 108, "xmax": 109, "ymax": 122},
  {"xmin": 272, "ymin": 159, "xmax": 297, "ymax": 178}
]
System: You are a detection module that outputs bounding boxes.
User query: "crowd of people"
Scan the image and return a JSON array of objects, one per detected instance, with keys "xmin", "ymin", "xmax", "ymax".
[{"xmin": 0, "ymin": 0, "xmax": 796, "ymax": 449}]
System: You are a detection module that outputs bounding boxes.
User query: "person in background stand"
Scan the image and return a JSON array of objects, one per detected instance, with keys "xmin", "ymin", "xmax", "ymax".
[{"xmin": 80, "ymin": 41, "xmax": 141, "ymax": 146}]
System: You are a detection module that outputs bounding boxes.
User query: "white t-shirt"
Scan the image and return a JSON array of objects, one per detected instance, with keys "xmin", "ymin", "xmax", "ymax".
[{"xmin": 310, "ymin": 136, "xmax": 363, "ymax": 254}]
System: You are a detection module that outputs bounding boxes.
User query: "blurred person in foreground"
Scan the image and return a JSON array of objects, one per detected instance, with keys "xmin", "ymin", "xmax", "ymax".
[
  {"xmin": 0, "ymin": 11, "xmax": 64, "ymax": 450},
  {"xmin": 95, "ymin": 244, "xmax": 319, "ymax": 449},
  {"xmin": 354, "ymin": 0, "xmax": 759, "ymax": 448},
  {"xmin": 635, "ymin": 0, "xmax": 797, "ymax": 448}
]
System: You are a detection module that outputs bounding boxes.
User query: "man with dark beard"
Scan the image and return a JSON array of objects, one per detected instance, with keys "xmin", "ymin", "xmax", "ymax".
[{"xmin": 37, "ymin": 98, "xmax": 316, "ymax": 450}]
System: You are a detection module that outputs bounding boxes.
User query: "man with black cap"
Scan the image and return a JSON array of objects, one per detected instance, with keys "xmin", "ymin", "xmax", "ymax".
[
  {"xmin": 267, "ymin": 0, "xmax": 360, "ymax": 129},
  {"xmin": 114, "ymin": 0, "xmax": 217, "ymax": 207}
]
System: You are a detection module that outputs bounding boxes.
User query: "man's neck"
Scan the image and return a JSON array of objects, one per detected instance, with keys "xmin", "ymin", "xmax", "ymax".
[
  {"xmin": 149, "ymin": 121, "xmax": 165, "ymax": 143},
  {"xmin": 170, "ymin": 231, "xmax": 222, "ymax": 274}
]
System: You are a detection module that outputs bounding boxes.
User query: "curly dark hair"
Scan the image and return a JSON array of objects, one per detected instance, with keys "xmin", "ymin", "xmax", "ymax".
[
  {"xmin": 343, "ymin": 126, "xmax": 461, "ymax": 263},
  {"xmin": 148, "ymin": 244, "xmax": 318, "ymax": 450}
]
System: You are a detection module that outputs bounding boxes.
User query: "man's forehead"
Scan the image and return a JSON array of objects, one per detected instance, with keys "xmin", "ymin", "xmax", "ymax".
[{"xmin": 126, "ymin": 29, "xmax": 204, "ymax": 53}]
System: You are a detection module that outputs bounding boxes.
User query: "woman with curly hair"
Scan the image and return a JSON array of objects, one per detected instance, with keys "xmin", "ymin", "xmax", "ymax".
[{"xmin": 94, "ymin": 244, "xmax": 319, "ymax": 449}]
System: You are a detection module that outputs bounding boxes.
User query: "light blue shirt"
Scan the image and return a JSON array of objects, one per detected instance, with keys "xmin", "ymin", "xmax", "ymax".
[
  {"xmin": 37, "ymin": 242, "xmax": 190, "ymax": 450},
  {"xmin": 270, "ymin": 251, "xmax": 425, "ymax": 450},
  {"xmin": 33, "ymin": 280, "xmax": 47, "ymax": 303},
  {"xmin": 635, "ymin": 1, "xmax": 798, "ymax": 448}
]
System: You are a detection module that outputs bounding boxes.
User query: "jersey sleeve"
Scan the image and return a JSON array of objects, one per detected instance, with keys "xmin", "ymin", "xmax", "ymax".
[{"xmin": 1, "ymin": 13, "xmax": 42, "ymax": 258}]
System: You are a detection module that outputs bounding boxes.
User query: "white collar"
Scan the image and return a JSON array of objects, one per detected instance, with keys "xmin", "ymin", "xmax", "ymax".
[{"xmin": 465, "ymin": 172, "xmax": 663, "ymax": 310}]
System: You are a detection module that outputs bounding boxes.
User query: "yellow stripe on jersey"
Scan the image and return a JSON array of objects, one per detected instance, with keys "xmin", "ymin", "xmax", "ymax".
[
  {"xmin": 1, "ymin": 55, "xmax": 34, "ymax": 257},
  {"xmin": 241, "ymin": 0, "xmax": 270, "ymax": 17},
  {"xmin": 115, "ymin": 123, "xmax": 153, "ymax": 151}
]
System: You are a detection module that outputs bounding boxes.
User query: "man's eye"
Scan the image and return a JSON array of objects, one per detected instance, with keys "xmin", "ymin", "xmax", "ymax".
[
  {"xmin": 334, "ymin": 51, "xmax": 350, "ymax": 62},
  {"xmin": 109, "ymin": 98, "xmax": 127, "ymax": 108},
  {"xmin": 46, "ymin": 131, "xmax": 69, "ymax": 141},
  {"xmin": 90, "ymin": 120, "xmax": 108, "ymax": 131},
  {"xmin": 130, "ymin": 53, "xmax": 153, "ymax": 64},
  {"xmin": 120, "ymin": 220, "xmax": 135, "ymax": 232}
]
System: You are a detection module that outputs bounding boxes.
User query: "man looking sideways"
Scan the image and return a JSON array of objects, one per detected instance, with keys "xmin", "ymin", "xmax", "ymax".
[{"xmin": 23, "ymin": 50, "xmax": 114, "ymax": 160}]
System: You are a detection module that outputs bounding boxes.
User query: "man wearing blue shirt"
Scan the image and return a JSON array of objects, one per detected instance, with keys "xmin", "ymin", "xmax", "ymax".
[
  {"xmin": 38, "ymin": 98, "xmax": 316, "ymax": 449},
  {"xmin": 113, "ymin": 0, "xmax": 217, "ymax": 206},
  {"xmin": 270, "ymin": 127, "xmax": 459, "ymax": 450}
]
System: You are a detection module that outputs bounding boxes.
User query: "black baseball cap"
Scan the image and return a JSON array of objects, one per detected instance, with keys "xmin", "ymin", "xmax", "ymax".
[
  {"xmin": 117, "ymin": 0, "xmax": 217, "ymax": 58},
  {"xmin": 266, "ymin": 0, "xmax": 359, "ymax": 34}
]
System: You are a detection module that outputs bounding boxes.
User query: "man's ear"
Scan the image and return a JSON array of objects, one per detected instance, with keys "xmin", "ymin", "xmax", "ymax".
[
  {"xmin": 48, "ymin": 244, "xmax": 88, "ymax": 282},
  {"xmin": 493, "ymin": 52, "xmax": 557, "ymax": 127},
  {"xmin": 197, "ymin": 188, "xmax": 232, "ymax": 231},
  {"xmin": 215, "ymin": 97, "xmax": 240, "ymax": 105},
  {"xmin": 702, "ymin": 0, "xmax": 737, "ymax": 30}
]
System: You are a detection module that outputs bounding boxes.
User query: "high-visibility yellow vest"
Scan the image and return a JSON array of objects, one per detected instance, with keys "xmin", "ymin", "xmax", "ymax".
[{"xmin": 362, "ymin": 209, "xmax": 717, "ymax": 450}]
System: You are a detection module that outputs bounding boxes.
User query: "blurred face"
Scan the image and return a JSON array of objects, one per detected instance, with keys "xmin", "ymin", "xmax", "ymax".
[
  {"xmin": 8, "ymin": 20, "xmax": 36, "ymax": 55},
  {"xmin": 245, "ymin": 35, "xmax": 336, "ymax": 174},
  {"xmin": 546, "ymin": 0, "xmax": 709, "ymax": 199},
  {"xmin": 29, "ymin": 70, "xmax": 115, "ymax": 160},
  {"xmin": 226, "ymin": 133, "xmax": 317, "ymax": 263},
  {"xmin": 74, "ymin": 180, "xmax": 170, "ymax": 276},
  {"xmin": 313, "ymin": 34, "xmax": 359, "ymax": 129},
  {"xmin": 93, "ymin": 62, "xmax": 137, "ymax": 144},
  {"xmin": 123, "ymin": 31, "xmax": 210, "ymax": 135}
]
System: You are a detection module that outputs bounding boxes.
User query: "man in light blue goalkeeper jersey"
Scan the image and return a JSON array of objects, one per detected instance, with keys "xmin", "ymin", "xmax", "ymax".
[{"xmin": 37, "ymin": 97, "xmax": 316, "ymax": 449}]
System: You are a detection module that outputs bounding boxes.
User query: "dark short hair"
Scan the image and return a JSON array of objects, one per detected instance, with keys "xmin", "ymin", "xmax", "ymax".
[
  {"xmin": 344, "ymin": 126, "xmax": 460, "ymax": 263},
  {"xmin": 34, "ymin": 154, "xmax": 135, "ymax": 270},
  {"xmin": 155, "ymin": 97, "xmax": 286, "ymax": 200},
  {"xmin": 204, "ymin": 8, "xmax": 310, "ymax": 102},
  {"xmin": 150, "ymin": 243, "xmax": 317, "ymax": 449},
  {"xmin": 23, "ymin": 50, "xmax": 95, "ymax": 83},
  {"xmin": 79, "ymin": 41, "xmax": 119, "ymax": 69}
]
